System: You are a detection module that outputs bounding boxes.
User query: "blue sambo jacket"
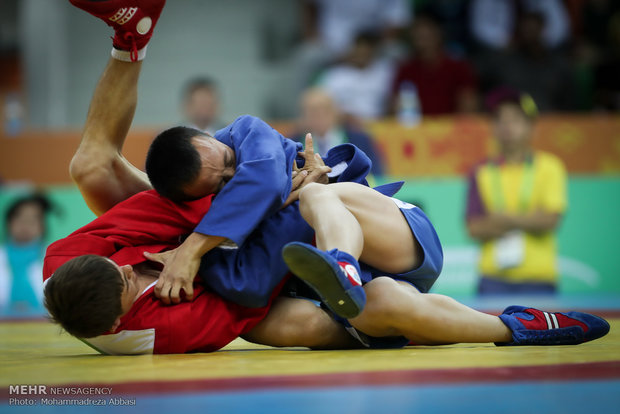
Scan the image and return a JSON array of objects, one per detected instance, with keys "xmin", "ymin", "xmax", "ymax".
[{"xmin": 195, "ymin": 115, "xmax": 400, "ymax": 307}]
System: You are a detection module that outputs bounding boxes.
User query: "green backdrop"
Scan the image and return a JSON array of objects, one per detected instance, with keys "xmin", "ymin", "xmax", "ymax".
[{"xmin": 1, "ymin": 176, "xmax": 619, "ymax": 296}]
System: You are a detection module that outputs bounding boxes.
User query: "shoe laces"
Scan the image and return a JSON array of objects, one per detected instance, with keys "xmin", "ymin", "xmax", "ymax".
[{"xmin": 123, "ymin": 32, "xmax": 138, "ymax": 62}]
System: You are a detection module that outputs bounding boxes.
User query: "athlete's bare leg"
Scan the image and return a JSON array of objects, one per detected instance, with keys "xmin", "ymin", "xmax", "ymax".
[
  {"xmin": 242, "ymin": 297, "xmax": 361, "ymax": 349},
  {"xmin": 298, "ymin": 182, "xmax": 512, "ymax": 345},
  {"xmin": 70, "ymin": 58, "xmax": 151, "ymax": 217},
  {"xmin": 351, "ymin": 277, "xmax": 511, "ymax": 344},
  {"xmin": 244, "ymin": 282, "xmax": 511, "ymax": 349},
  {"xmin": 298, "ymin": 182, "xmax": 418, "ymax": 273}
]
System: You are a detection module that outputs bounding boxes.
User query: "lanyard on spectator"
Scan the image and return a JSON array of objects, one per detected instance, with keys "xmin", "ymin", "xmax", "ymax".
[{"xmin": 488, "ymin": 157, "xmax": 535, "ymax": 212}]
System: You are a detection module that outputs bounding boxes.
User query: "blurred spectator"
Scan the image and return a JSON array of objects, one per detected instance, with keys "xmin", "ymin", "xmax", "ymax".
[
  {"xmin": 469, "ymin": 0, "xmax": 570, "ymax": 51},
  {"xmin": 0, "ymin": 194, "xmax": 52, "ymax": 315},
  {"xmin": 317, "ymin": 31, "xmax": 395, "ymax": 122},
  {"xmin": 566, "ymin": 0, "xmax": 620, "ymax": 111},
  {"xmin": 593, "ymin": 12, "xmax": 620, "ymax": 111},
  {"xmin": 390, "ymin": 14, "xmax": 478, "ymax": 115},
  {"xmin": 302, "ymin": 0, "xmax": 411, "ymax": 57},
  {"xmin": 466, "ymin": 89, "xmax": 567, "ymax": 295},
  {"xmin": 476, "ymin": 11, "xmax": 575, "ymax": 111},
  {"xmin": 415, "ymin": 0, "xmax": 471, "ymax": 56},
  {"xmin": 182, "ymin": 77, "xmax": 224, "ymax": 136},
  {"xmin": 469, "ymin": 0, "xmax": 516, "ymax": 50},
  {"xmin": 293, "ymin": 0, "xmax": 411, "ymax": 98},
  {"xmin": 579, "ymin": 0, "xmax": 620, "ymax": 52},
  {"xmin": 294, "ymin": 88, "xmax": 384, "ymax": 176}
]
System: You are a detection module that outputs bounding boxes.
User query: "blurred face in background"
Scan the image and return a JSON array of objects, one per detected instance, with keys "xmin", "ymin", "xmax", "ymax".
[
  {"xmin": 8, "ymin": 202, "xmax": 45, "ymax": 245},
  {"xmin": 517, "ymin": 13, "xmax": 545, "ymax": 51},
  {"xmin": 300, "ymin": 89, "xmax": 340, "ymax": 137},
  {"xmin": 184, "ymin": 86, "xmax": 219, "ymax": 131},
  {"xmin": 493, "ymin": 103, "xmax": 533, "ymax": 154},
  {"xmin": 349, "ymin": 37, "xmax": 377, "ymax": 68},
  {"xmin": 410, "ymin": 17, "xmax": 442, "ymax": 60}
]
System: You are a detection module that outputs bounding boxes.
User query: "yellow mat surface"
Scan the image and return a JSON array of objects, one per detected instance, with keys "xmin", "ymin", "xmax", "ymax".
[{"xmin": 1, "ymin": 319, "xmax": 618, "ymax": 387}]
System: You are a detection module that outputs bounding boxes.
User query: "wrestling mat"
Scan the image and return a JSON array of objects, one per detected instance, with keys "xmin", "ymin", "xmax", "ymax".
[{"xmin": 1, "ymin": 295, "xmax": 619, "ymax": 413}]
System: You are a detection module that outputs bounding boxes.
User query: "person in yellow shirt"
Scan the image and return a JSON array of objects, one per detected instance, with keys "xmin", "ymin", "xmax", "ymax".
[{"xmin": 466, "ymin": 88, "xmax": 567, "ymax": 295}]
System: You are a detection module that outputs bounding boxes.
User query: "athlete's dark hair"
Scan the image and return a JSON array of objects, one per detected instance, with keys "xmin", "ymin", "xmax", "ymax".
[
  {"xmin": 146, "ymin": 126, "xmax": 205, "ymax": 202},
  {"xmin": 44, "ymin": 255, "xmax": 124, "ymax": 338}
]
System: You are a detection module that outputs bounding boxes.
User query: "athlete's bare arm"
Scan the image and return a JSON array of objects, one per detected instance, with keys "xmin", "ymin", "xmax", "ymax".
[{"xmin": 70, "ymin": 58, "xmax": 152, "ymax": 217}]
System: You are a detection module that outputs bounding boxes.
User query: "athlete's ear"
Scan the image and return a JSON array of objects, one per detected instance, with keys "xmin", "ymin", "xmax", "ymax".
[
  {"xmin": 120, "ymin": 264, "xmax": 135, "ymax": 280},
  {"xmin": 110, "ymin": 317, "xmax": 121, "ymax": 333}
]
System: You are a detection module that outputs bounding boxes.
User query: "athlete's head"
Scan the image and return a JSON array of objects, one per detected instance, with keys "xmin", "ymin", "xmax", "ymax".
[
  {"xmin": 44, "ymin": 255, "xmax": 141, "ymax": 338},
  {"xmin": 146, "ymin": 126, "xmax": 235, "ymax": 202}
]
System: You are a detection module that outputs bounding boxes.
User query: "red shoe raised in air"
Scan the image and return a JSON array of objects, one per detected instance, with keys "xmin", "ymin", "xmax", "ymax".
[{"xmin": 70, "ymin": 0, "xmax": 166, "ymax": 61}]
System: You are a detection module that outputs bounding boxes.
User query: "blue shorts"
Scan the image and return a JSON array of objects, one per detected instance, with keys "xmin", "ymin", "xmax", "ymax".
[
  {"xmin": 336, "ymin": 200, "xmax": 445, "ymax": 349},
  {"xmin": 359, "ymin": 200, "xmax": 444, "ymax": 293}
]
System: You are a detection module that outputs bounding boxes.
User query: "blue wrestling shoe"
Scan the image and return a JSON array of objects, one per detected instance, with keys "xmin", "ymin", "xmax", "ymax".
[
  {"xmin": 282, "ymin": 242, "xmax": 366, "ymax": 319},
  {"xmin": 495, "ymin": 306, "xmax": 610, "ymax": 346}
]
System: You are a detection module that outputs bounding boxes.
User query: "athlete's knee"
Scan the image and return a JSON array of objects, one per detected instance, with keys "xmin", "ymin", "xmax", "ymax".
[
  {"xmin": 363, "ymin": 277, "xmax": 406, "ymax": 317},
  {"xmin": 323, "ymin": 183, "xmax": 386, "ymax": 223},
  {"xmin": 348, "ymin": 278, "xmax": 405, "ymax": 336},
  {"xmin": 298, "ymin": 183, "xmax": 334, "ymax": 219},
  {"xmin": 366, "ymin": 278, "xmax": 428, "ymax": 321},
  {"xmin": 299, "ymin": 182, "xmax": 330, "ymax": 203}
]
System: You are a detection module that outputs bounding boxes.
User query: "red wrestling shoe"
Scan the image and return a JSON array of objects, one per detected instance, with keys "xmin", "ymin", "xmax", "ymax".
[
  {"xmin": 70, "ymin": 0, "xmax": 166, "ymax": 61},
  {"xmin": 495, "ymin": 306, "xmax": 610, "ymax": 346}
]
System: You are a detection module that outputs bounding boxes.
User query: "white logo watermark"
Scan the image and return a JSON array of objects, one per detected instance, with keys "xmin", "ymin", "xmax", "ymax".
[{"xmin": 7, "ymin": 385, "xmax": 136, "ymax": 407}]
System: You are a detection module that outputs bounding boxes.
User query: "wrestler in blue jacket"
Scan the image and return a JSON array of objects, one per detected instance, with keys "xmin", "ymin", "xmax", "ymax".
[{"xmin": 195, "ymin": 116, "xmax": 399, "ymax": 307}]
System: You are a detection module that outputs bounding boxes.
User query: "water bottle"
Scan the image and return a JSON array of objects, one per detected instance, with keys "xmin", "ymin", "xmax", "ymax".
[
  {"xmin": 4, "ymin": 93, "xmax": 23, "ymax": 136},
  {"xmin": 397, "ymin": 81, "xmax": 421, "ymax": 127}
]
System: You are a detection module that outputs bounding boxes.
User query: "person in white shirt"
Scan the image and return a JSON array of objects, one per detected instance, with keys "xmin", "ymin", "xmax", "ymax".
[{"xmin": 318, "ymin": 31, "xmax": 394, "ymax": 122}]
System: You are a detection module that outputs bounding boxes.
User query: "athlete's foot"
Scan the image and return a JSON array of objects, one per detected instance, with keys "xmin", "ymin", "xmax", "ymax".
[
  {"xmin": 282, "ymin": 242, "xmax": 366, "ymax": 319},
  {"xmin": 70, "ymin": 0, "xmax": 166, "ymax": 61},
  {"xmin": 495, "ymin": 305, "xmax": 610, "ymax": 346}
]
